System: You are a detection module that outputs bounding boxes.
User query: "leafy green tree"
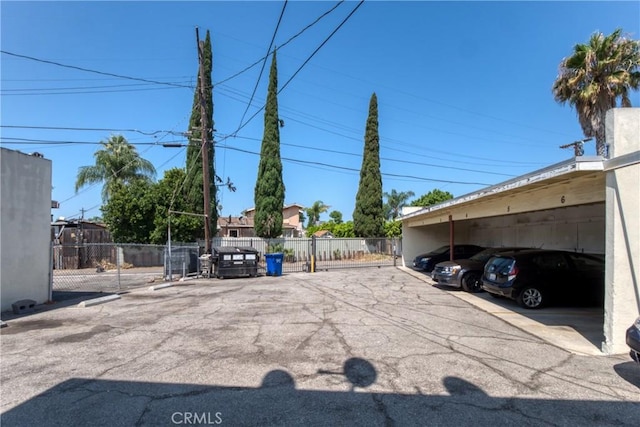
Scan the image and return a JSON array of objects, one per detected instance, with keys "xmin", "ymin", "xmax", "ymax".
[
  {"xmin": 101, "ymin": 180, "xmax": 156, "ymax": 243},
  {"xmin": 150, "ymin": 168, "xmax": 202, "ymax": 244},
  {"xmin": 184, "ymin": 30, "xmax": 217, "ymax": 238},
  {"xmin": 353, "ymin": 93, "xmax": 384, "ymax": 238},
  {"xmin": 254, "ymin": 50, "xmax": 285, "ymax": 238},
  {"xmin": 75, "ymin": 135, "xmax": 156, "ymax": 201},
  {"xmin": 410, "ymin": 189, "xmax": 454, "ymax": 207},
  {"xmin": 384, "ymin": 189, "xmax": 415, "ymax": 220},
  {"xmin": 307, "ymin": 220, "xmax": 355, "ymax": 238},
  {"xmin": 333, "ymin": 221, "xmax": 355, "ymax": 238},
  {"xmin": 553, "ymin": 28, "xmax": 640, "ymax": 156},
  {"xmin": 329, "ymin": 210, "xmax": 343, "ymax": 224},
  {"xmin": 384, "ymin": 220, "xmax": 402, "ymax": 238},
  {"xmin": 305, "ymin": 200, "xmax": 330, "ymax": 228}
]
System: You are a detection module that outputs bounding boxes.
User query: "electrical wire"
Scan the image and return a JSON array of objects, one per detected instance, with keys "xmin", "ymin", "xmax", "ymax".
[
  {"xmin": 0, "ymin": 50, "xmax": 194, "ymax": 89},
  {"xmin": 228, "ymin": 0, "xmax": 364, "ymax": 138},
  {"xmin": 213, "ymin": 1, "xmax": 344, "ymax": 87},
  {"xmin": 0, "ymin": 86, "xmax": 189, "ymax": 96},
  {"xmin": 0, "ymin": 124, "xmax": 187, "ymax": 136},
  {"xmin": 217, "ymin": 143, "xmax": 492, "ymax": 186},
  {"xmin": 237, "ymin": 0, "xmax": 288, "ymax": 129}
]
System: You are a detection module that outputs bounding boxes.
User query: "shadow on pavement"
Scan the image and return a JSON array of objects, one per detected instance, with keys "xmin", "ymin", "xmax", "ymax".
[
  {"xmin": 613, "ymin": 361, "xmax": 640, "ymax": 389},
  {"xmin": 0, "ymin": 291, "xmax": 114, "ymax": 322},
  {"xmin": 2, "ymin": 357, "xmax": 638, "ymax": 426}
]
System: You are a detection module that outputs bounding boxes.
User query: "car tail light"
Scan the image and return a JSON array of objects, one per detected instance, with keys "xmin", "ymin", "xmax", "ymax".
[{"xmin": 507, "ymin": 264, "xmax": 519, "ymax": 281}]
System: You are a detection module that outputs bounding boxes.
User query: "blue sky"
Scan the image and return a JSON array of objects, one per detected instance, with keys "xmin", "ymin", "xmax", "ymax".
[{"xmin": 2, "ymin": 1, "xmax": 639, "ymax": 223}]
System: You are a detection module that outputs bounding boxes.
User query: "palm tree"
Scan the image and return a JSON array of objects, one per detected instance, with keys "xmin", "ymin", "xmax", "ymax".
[
  {"xmin": 305, "ymin": 200, "xmax": 330, "ymax": 228},
  {"xmin": 384, "ymin": 189, "xmax": 415, "ymax": 220},
  {"xmin": 553, "ymin": 28, "xmax": 640, "ymax": 156},
  {"xmin": 75, "ymin": 135, "xmax": 156, "ymax": 201}
]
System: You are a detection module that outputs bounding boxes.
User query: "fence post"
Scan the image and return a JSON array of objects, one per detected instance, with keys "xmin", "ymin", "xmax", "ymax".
[
  {"xmin": 116, "ymin": 244, "xmax": 122, "ymax": 292},
  {"xmin": 310, "ymin": 236, "xmax": 317, "ymax": 273},
  {"xmin": 393, "ymin": 238, "xmax": 397, "ymax": 267}
]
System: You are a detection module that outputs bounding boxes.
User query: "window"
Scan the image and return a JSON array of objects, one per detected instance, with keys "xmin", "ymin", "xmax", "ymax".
[
  {"xmin": 532, "ymin": 253, "xmax": 569, "ymax": 271},
  {"xmin": 229, "ymin": 229, "xmax": 238, "ymax": 238}
]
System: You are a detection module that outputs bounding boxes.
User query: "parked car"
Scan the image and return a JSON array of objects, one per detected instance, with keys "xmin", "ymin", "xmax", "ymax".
[
  {"xmin": 431, "ymin": 247, "xmax": 530, "ymax": 293},
  {"xmin": 412, "ymin": 244, "xmax": 484, "ymax": 273},
  {"xmin": 626, "ymin": 316, "xmax": 640, "ymax": 363},
  {"xmin": 481, "ymin": 249, "xmax": 604, "ymax": 309}
]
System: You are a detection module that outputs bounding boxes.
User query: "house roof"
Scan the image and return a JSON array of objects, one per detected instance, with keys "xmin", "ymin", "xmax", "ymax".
[
  {"xmin": 243, "ymin": 203, "xmax": 305, "ymax": 213},
  {"xmin": 217, "ymin": 216, "xmax": 297, "ymax": 230},
  {"xmin": 313, "ymin": 230, "xmax": 333, "ymax": 237}
]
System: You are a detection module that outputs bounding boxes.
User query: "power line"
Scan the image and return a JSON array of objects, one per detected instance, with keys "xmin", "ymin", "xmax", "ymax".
[
  {"xmin": 0, "ymin": 50, "xmax": 193, "ymax": 89},
  {"xmin": 213, "ymin": 1, "xmax": 344, "ymax": 87},
  {"xmin": 219, "ymin": 134, "xmax": 515, "ymax": 177},
  {"xmin": 0, "ymin": 124, "xmax": 187, "ymax": 136},
  {"xmin": 0, "ymin": 86, "xmax": 188, "ymax": 96},
  {"xmin": 237, "ymin": 0, "xmax": 288, "ymax": 129},
  {"xmin": 228, "ymin": 0, "xmax": 364, "ymax": 138},
  {"xmin": 217, "ymin": 143, "xmax": 492, "ymax": 186}
]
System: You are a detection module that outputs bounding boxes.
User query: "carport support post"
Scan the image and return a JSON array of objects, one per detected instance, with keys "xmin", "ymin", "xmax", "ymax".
[
  {"xmin": 602, "ymin": 108, "xmax": 640, "ymax": 354},
  {"xmin": 449, "ymin": 215, "xmax": 454, "ymax": 261}
]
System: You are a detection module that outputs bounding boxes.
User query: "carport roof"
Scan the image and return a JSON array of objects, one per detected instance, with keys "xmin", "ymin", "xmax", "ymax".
[{"xmin": 400, "ymin": 156, "xmax": 605, "ymax": 221}]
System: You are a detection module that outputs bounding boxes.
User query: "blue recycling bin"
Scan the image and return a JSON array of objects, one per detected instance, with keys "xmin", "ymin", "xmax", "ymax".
[{"xmin": 265, "ymin": 253, "xmax": 284, "ymax": 276}]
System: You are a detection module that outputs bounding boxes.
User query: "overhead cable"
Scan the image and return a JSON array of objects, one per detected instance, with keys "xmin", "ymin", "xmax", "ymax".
[{"xmin": 0, "ymin": 50, "xmax": 193, "ymax": 89}]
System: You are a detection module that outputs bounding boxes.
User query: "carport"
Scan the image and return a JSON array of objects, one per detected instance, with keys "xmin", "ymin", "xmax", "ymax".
[{"xmin": 400, "ymin": 108, "xmax": 639, "ymax": 355}]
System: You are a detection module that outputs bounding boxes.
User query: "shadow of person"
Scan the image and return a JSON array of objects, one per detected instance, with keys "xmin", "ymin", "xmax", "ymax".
[
  {"xmin": 261, "ymin": 369, "xmax": 296, "ymax": 389},
  {"xmin": 443, "ymin": 376, "xmax": 488, "ymax": 397},
  {"xmin": 344, "ymin": 357, "xmax": 377, "ymax": 389},
  {"xmin": 318, "ymin": 357, "xmax": 378, "ymax": 391}
]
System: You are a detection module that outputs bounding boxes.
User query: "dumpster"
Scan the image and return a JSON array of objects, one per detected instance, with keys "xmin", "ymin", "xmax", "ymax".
[
  {"xmin": 265, "ymin": 253, "xmax": 284, "ymax": 276},
  {"xmin": 212, "ymin": 246, "xmax": 259, "ymax": 279}
]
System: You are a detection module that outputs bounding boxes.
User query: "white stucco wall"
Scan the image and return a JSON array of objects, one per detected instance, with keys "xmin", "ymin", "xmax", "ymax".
[
  {"xmin": 401, "ymin": 204, "xmax": 605, "ymax": 267},
  {"xmin": 602, "ymin": 108, "xmax": 640, "ymax": 354},
  {"xmin": 0, "ymin": 148, "xmax": 52, "ymax": 312}
]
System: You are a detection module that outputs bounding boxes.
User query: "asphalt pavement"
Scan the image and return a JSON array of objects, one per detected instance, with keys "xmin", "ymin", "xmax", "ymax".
[{"xmin": 1, "ymin": 267, "xmax": 638, "ymax": 426}]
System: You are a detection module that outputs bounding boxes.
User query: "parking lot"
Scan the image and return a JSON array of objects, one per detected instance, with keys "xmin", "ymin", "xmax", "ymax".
[{"xmin": 1, "ymin": 267, "xmax": 639, "ymax": 426}]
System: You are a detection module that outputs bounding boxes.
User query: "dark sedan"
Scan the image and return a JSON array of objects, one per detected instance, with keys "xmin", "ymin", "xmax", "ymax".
[
  {"xmin": 431, "ymin": 247, "xmax": 529, "ymax": 293},
  {"xmin": 412, "ymin": 244, "xmax": 484, "ymax": 273},
  {"xmin": 482, "ymin": 249, "xmax": 604, "ymax": 309},
  {"xmin": 626, "ymin": 316, "xmax": 640, "ymax": 363}
]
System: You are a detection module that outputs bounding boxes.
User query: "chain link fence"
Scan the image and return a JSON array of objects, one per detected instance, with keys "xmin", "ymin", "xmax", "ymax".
[
  {"xmin": 52, "ymin": 243, "xmax": 184, "ymax": 292},
  {"xmin": 51, "ymin": 238, "xmax": 401, "ymax": 291}
]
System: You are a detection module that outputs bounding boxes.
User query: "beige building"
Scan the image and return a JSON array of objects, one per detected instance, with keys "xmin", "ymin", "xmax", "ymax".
[
  {"xmin": 217, "ymin": 203, "xmax": 305, "ymax": 238},
  {"xmin": 400, "ymin": 108, "xmax": 639, "ymax": 355}
]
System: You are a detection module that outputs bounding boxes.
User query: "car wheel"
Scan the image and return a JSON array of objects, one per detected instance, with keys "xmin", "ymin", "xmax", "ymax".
[
  {"xmin": 517, "ymin": 287, "xmax": 544, "ymax": 309},
  {"xmin": 461, "ymin": 272, "xmax": 482, "ymax": 293}
]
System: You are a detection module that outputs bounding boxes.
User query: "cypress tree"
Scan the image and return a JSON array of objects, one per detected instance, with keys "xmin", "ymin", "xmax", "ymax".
[
  {"xmin": 185, "ymin": 30, "xmax": 217, "ymax": 239},
  {"xmin": 254, "ymin": 50, "xmax": 285, "ymax": 238},
  {"xmin": 353, "ymin": 93, "xmax": 384, "ymax": 238}
]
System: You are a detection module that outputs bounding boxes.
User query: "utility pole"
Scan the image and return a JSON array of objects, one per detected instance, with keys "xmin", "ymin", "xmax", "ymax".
[{"xmin": 196, "ymin": 27, "xmax": 211, "ymax": 255}]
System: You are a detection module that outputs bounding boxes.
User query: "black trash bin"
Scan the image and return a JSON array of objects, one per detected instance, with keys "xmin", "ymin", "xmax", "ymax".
[{"xmin": 212, "ymin": 246, "xmax": 259, "ymax": 279}]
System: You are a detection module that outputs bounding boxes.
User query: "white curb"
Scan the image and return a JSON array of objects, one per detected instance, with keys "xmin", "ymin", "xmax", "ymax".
[
  {"xmin": 149, "ymin": 283, "xmax": 173, "ymax": 291},
  {"xmin": 77, "ymin": 294, "xmax": 121, "ymax": 308}
]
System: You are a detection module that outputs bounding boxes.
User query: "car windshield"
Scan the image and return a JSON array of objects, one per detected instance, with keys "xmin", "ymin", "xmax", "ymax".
[
  {"xmin": 469, "ymin": 249, "xmax": 494, "ymax": 263},
  {"xmin": 428, "ymin": 246, "xmax": 450, "ymax": 255}
]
